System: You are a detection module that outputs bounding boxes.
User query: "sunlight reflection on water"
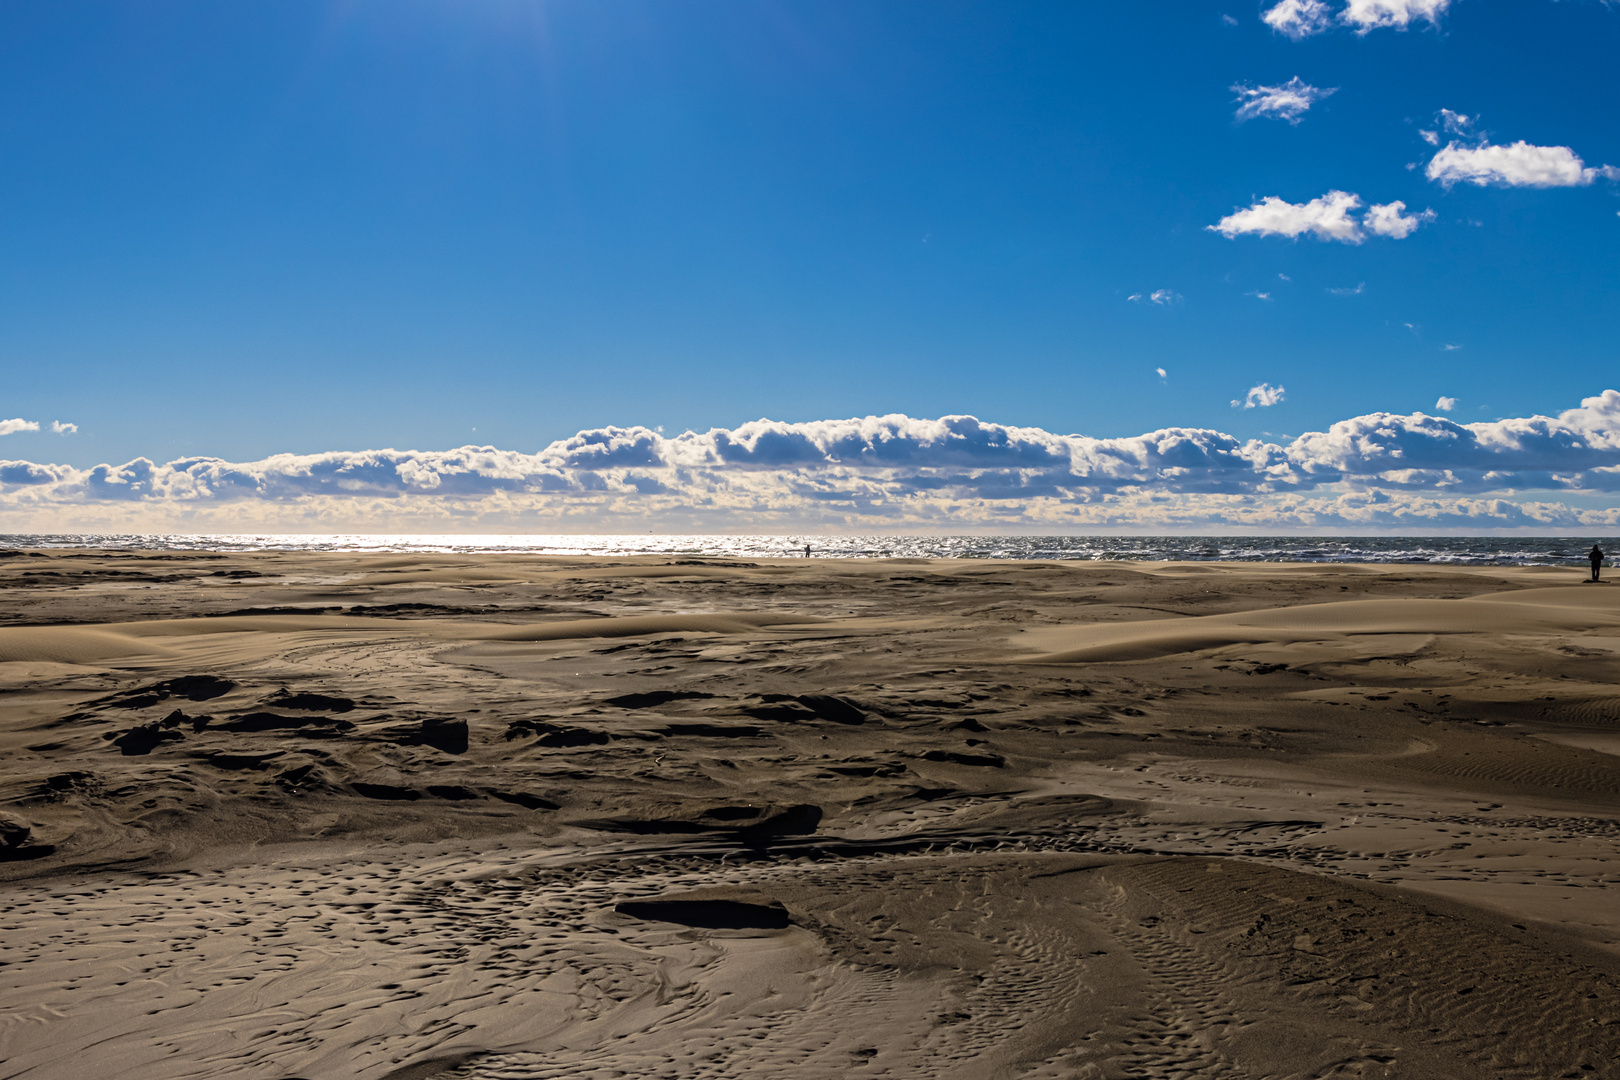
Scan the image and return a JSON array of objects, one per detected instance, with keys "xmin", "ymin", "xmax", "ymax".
[{"xmin": 2, "ymin": 533, "xmax": 1612, "ymax": 566}]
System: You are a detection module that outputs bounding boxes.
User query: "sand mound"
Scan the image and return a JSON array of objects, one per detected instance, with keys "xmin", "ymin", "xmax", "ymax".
[
  {"xmin": 0, "ymin": 626, "xmax": 172, "ymax": 664},
  {"xmin": 473, "ymin": 612, "xmax": 824, "ymax": 642},
  {"xmin": 347, "ymin": 569, "xmax": 531, "ymax": 585},
  {"xmin": 97, "ymin": 611, "xmax": 823, "ymax": 645},
  {"xmin": 1021, "ymin": 585, "xmax": 1620, "ymax": 663},
  {"xmin": 114, "ymin": 614, "xmax": 407, "ymax": 637}
]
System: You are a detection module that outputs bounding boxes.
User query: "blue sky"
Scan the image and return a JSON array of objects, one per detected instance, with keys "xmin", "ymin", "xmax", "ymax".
[{"xmin": 2, "ymin": 0, "xmax": 1618, "ymax": 532}]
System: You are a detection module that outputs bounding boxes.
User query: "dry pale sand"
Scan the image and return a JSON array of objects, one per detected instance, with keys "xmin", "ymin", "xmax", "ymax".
[{"xmin": 2, "ymin": 548, "xmax": 1619, "ymax": 1079}]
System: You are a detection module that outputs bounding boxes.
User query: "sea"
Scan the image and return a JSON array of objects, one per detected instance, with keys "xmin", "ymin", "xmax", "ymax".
[{"xmin": 1, "ymin": 534, "xmax": 1614, "ymax": 567}]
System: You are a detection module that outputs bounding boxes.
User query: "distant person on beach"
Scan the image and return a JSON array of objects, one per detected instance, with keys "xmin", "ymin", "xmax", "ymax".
[
  {"xmin": 804, "ymin": 544, "xmax": 811, "ymax": 558},
  {"xmin": 1590, "ymin": 544, "xmax": 1604, "ymax": 582}
]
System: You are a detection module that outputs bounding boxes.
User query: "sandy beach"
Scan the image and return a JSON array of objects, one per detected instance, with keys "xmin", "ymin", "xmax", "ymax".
[{"xmin": 2, "ymin": 548, "xmax": 1619, "ymax": 1079}]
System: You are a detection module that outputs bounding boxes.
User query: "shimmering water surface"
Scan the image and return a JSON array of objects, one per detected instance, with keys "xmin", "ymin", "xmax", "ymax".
[{"xmin": 2, "ymin": 533, "xmax": 1615, "ymax": 566}]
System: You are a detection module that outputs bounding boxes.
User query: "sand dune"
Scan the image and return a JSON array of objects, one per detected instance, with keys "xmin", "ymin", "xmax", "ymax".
[
  {"xmin": 471, "ymin": 612, "xmax": 826, "ymax": 641},
  {"xmin": 0, "ymin": 612, "xmax": 832, "ymax": 680},
  {"xmin": 1020, "ymin": 583, "xmax": 1620, "ymax": 663},
  {"xmin": 2, "ymin": 550, "xmax": 1618, "ymax": 1078},
  {"xmin": 0, "ymin": 625, "xmax": 175, "ymax": 665}
]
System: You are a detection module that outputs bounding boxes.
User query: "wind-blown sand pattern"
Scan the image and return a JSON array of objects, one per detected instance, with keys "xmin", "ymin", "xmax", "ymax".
[{"xmin": 2, "ymin": 550, "xmax": 1619, "ymax": 1078}]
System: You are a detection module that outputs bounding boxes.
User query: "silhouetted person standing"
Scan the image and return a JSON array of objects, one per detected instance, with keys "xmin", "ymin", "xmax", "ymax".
[{"xmin": 1590, "ymin": 544, "xmax": 1604, "ymax": 582}]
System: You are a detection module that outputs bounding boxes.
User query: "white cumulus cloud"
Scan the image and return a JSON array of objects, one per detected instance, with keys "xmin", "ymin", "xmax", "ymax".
[
  {"xmin": 51, "ymin": 421, "xmax": 77, "ymax": 435},
  {"xmin": 1427, "ymin": 140, "xmax": 1619, "ymax": 188},
  {"xmin": 1211, "ymin": 192, "xmax": 1430, "ymax": 244},
  {"xmin": 1341, "ymin": 0, "xmax": 1450, "ymax": 32},
  {"xmin": 1232, "ymin": 77, "xmax": 1337, "ymax": 124},
  {"xmin": 1210, "ymin": 191, "xmax": 1364, "ymax": 243},
  {"xmin": 1264, "ymin": 0, "xmax": 1448, "ymax": 37},
  {"xmin": 0, "ymin": 419, "xmax": 40, "ymax": 437},
  {"xmin": 1234, "ymin": 383, "xmax": 1287, "ymax": 409},
  {"xmin": 1365, "ymin": 200, "xmax": 1436, "ymax": 238},
  {"xmin": 1435, "ymin": 396, "xmax": 1457, "ymax": 412},
  {"xmin": 1262, "ymin": 0, "xmax": 1336, "ymax": 38}
]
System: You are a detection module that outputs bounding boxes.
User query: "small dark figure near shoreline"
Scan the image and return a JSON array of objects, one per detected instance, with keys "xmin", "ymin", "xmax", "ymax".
[{"xmin": 1589, "ymin": 544, "xmax": 1604, "ymax": 582}]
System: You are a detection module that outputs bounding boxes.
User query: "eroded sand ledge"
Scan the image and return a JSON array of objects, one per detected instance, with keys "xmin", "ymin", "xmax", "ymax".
[{"xmin": 1, "ymin": 549, "xmax": 1618, "ymax": 1078}]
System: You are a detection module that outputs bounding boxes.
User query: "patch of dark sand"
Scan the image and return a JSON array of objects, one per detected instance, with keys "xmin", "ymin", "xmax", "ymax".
[
  {"xmin": 738, "ymin": 693, "xmax": 868, "ymax": 725},
  {"xmin": 263, "ymin": 691, "xmax": 356, "ymax": 712},
  {"xmin": 603, "ymin": 690, "xmax": 717, "ymax": 709},
  {"xmin": 503, "ymin": 720, "xmax": 611, "ymax": 747},
  {"xmin": 615, "ymin": 897, "xmax": 791, "ymax": 929},
  {"xmin": 656, "ymin": 723, "xmax": 765, "ymax": 738},
  {"xmin": 217, "ymin": 712, "xmax": 356, "ymax": 735}
]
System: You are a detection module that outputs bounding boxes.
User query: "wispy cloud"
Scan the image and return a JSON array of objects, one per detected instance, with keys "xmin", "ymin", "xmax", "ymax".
[
  {"xmin": 0, "ymin": 419, "xmax": 40, "ymax": 437},
  {"xmin": 1155, "ymin": 367, "xmax": 1168, "ymax": 380},
  {"xmin": 1435, "ymin": 396, "xmax": 1457, "ymax": 412},
  {"xmin": 1327, "ymin": 282, "xmax": 1365, "ymax": 296},
  {"xmin": 1210, "ymin": 191, "xmax": 1433, "ymax": 244},
  {"xmin": 1234, "ymin": 383, "xmax": 1287, "ymax": 409},
  {"xmin": 1438, "ymin": 108, "xmax": 1474, "ymax": 136},
  {"xmin": 1231, "ymin": 77, "xmax": 1337, "ymax": 124},
  {"xmin": 1246, "ymin": 291, "xmax": 1274, "ymax": 301},
  {"xmin": 13, "ymin": 395, "xmax": 1620, "ymax": 530},
  {"xmin": 1129, "ymin": 289, "xmax": 1182, "ymax": 306}
]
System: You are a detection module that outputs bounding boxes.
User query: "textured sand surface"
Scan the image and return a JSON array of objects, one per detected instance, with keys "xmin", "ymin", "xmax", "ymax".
[{"xmin": 1, "ymin": 549, "xmax": 1618, "ymax": 1078}]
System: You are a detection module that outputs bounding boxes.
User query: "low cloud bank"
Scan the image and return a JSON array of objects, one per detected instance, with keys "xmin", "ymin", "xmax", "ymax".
[{"xmin": 9, "ymin": 393, "xmax": 1620, "ymax": 531}]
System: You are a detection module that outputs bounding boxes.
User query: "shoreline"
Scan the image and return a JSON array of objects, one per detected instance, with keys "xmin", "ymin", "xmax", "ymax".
[{"xmin": 5, "ymin": 532, "xmax": 1617, "ymax": 568}]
